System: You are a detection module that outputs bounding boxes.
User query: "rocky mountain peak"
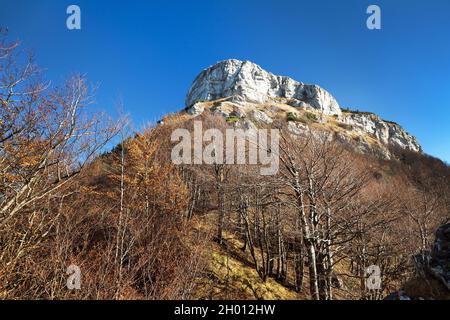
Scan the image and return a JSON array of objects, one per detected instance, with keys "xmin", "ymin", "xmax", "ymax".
[
  {"xmin": 186, "ymin": 59, "xmax": 341, "ymax": 116},
  {"xmin": 183, "ymin": 60, "xmax": 422, "ymax": 158}
]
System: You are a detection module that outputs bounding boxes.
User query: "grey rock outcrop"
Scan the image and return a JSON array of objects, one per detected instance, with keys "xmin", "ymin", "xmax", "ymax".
[
  {"xmin": 187, "ymin": 102, "xmax": 205, "ymax": 116},
  {"xmin": 186, "ymin": 59, "xmax": 341, "ymax": 116},
  {"xmin": 385, "ymin": 224, "xmax": 450, "ymax": 300},
  {"xmin": 251, "ymin": 109, "xmax": 273, "ymax": 124},
  {"xmin": 287, "ymin": 121, "xmax": 309, "ymax": 136},
  {"xmin": 184, "ymin": 59, "xmax": 422, "ymax": 157},
  {"xmin": 430, "ymin": 224, "xmax": 450, "ymax": 291},
  {"xmin": 341, "ymin": 112, "xmax": 421, "ymax": 152}
]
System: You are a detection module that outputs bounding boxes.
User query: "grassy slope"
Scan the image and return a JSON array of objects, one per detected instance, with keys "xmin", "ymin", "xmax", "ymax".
[
  {"xmin": 192, "ymin": 215, "xmax": 361, "ymax": 300},
  {"xmin": 194, "ymin": 231, "xmax": 303, "ymax": 300}
]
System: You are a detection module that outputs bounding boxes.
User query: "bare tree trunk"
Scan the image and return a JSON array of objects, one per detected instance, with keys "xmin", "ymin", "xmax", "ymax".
[
  {"xmin": 325, "ymin": 207, "xmax": 333, "ymax": 300},
  {"xmin": 215, "ymin": 165, "xmax": 225, "ymax": 244},
  {"xmin": 276, "ymin": 205, "xmax": 287, "ymax": 282},
  {"xmin": 239, "ymin": 199, "xmax": 260, "ymax": 277},
  {"xmin": 115, "ymin": 134, "xmax": 126, "ymax": 299},
  {"xmin": 294, "ymin": 215, "xmax": 304, "ymax": 291},
  {"xmin": 299, "ymin": 186, "xmax": 320, "ymax": 300}
]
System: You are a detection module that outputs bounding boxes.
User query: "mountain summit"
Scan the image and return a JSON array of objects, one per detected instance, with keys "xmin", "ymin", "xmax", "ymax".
[
  {"xmin": 186, "ymin": 59, "xmax": 341, "ymax": 115},
  {"xmin": 183, "ymin": 59, "xmax": 421, "ymax": 159}
]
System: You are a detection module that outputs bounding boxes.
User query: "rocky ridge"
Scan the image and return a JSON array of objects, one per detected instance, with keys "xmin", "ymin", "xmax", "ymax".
[
  {"xmin": 184, "ymin": 59, "xmax": 421, "ymax": 158},
  {"xmin": 186, "ymin": 59, "xmax": 341, "ymax": 116}
]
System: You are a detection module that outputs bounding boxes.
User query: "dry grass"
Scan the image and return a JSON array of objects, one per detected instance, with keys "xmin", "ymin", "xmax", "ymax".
[
  {"xmin": 194, "ymin": 235, "xmax": 302, "ymax": 300},
  {"xmin": 191, "ymin": 214, "xmax": 365, "ymax": 300}
]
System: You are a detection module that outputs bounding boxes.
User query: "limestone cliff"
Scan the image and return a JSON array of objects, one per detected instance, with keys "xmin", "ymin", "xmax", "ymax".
[{"xmin": 184, "ymin": 59, "xmax": 421, "ymax": 158}]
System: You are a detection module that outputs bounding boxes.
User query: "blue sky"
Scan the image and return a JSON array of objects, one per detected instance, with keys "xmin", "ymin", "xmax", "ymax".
[{"xmin": 1, "ymin": 0, "xmax": 449, "ymax": 162}]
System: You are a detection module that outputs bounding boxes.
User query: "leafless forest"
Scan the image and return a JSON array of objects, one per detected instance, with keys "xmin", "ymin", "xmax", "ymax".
[{"xmin": 1, "ymin": 35, "xmax": 449, "ymax": 300}]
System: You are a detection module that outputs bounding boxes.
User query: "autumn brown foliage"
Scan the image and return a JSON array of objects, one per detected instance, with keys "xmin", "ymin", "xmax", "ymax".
[
  {"xmin": 0, "ymin": 36, "xmax": 206, "ymax": 299},
  {"xmin": 1, "ymin": 35, "xmax": 448, "ymax": 300}
]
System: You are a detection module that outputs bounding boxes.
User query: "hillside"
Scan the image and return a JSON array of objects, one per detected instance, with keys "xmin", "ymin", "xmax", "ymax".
[
  {"xmin": 159, "ymin": 59, "xmax": 449, "ymax": 300},
  {"xmin": 181, "ymin": 59, "xmax": 420, "ymax": 160},
  {"xmin": 1, "ymin": 38, "xmax": 449, "ymax": 300}
]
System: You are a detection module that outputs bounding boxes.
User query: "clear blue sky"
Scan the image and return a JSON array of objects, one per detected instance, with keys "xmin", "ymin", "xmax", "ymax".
[{"xmin": 1, "ymin": 0, "xmax": 449, "ymax": 162}]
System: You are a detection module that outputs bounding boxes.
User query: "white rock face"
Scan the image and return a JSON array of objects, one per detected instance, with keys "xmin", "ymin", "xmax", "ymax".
[
  {"xmin": 341, "ymin": 112, "xmax": 421, "ymax": 152},
  {"xmin": 183, "ymin": 59, "xmax": 422, "ymax": 157},
  {"xmin": 186, "ymin": 59, "xmax": 341, "ymax": 116},
  {"xmin": 287, "ymin": 122, "xmax": 309, "ymax": 136},
  {"xmin": 252, "ymin": 109, "xmax": 273, "ymax": 124},
  {"xmin": 186, "ymin": 102, "xmax": 204, "ymax": 116}
]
